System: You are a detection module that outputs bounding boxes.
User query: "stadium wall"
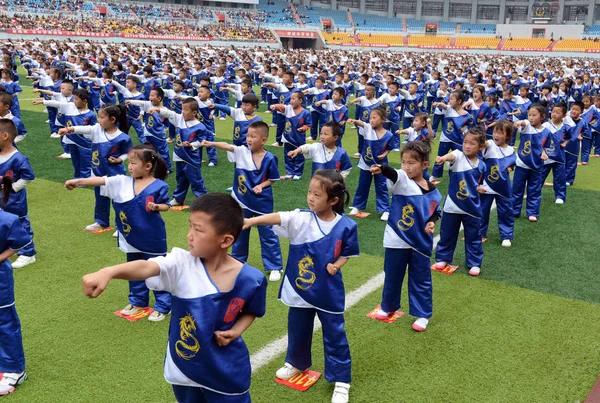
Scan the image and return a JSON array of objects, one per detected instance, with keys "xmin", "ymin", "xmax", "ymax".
[{"xmin": 495, "ymin": 23, "xmax": 585, "ymax": 38}]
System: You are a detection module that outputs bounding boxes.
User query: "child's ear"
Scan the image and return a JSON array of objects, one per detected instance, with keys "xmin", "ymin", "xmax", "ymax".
[
  {"xmin": 329, "ymin": 196, "xmax": 340, "ymax": 207},
  {"xmin": 221, "ymin": 233, "xmax": 235, "ymax": 249}
]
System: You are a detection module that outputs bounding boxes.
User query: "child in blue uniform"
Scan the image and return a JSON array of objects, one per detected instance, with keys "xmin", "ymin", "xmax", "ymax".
[
  {"xmin": 430, "ymin": 90, "xmax": 474, "ymax": 184},
  {"xmin": 202, "ymin": 121, "xmax": 283, "ymax": 282},
  {"xmin": 271, "ymin": 91, "xmax": 312, "ymax": 180},
  {"xmin": 512, "ymin": 104, "xmax": 551, "ymax": 222},
  {"xmin": 563, "ymin": 101, "xmax": 589, "ymax": 186},
  {"xmin": 370, "ymin": 141, "xmax": 442, "ymax": 332},
  {"xmin": 58, "ymin": 104, "xmax": 133, "ymax": 232},
  {"xmin": 288, "ymin": 122, "xmax": 352, "ymax": 178},
  {"xmin": 0, "ymin": 93, "xmax": 27, "ymax": 143},
  {"xmin": 126, "ymin": 88, "xmax": 173, "ymax": 173},
  {"xmin": 0, "ymin": 195, "xmax": 31, "ymax": 396},
  {"xmin": 211, "ymin": 93, "xmax": 262, "ymax": 147},
  {"xmin": 82, "ymin": 194, "xmax": 267, "ymax": 403},
  {"xmin": 150, "ymin": 99, "xmax": 210, "ymax": 206},
  {"xmin": 245, "ymin": 170, "xmax": 359, "ymax": 403},
  {"xmin": 35, "ymin": 88, "xmax": 97, "ymax": 179},
  {"xmin": 66, "ymin": 144, "xmax": 172, "ymax": 321},
  {"xmin": 0, "ymin": 119, "xmax": 36, "ymax": 269},
  {"xmin": 541, "ymin": 103, "xmax": 568, "ymax": 204},
  {"xmin": 1, "ymin": 69, "xmax": 22, "ymax": 119},
  {"xmin": 477, "ymin": 119, "xmax": 517, "ymax": 247},
  {"xmin": 314, "ymin": 87, "xmax": 348, "ymax": 147},
  {"xmin": 109, "ymin": 75, "xmax": 147, "ymax": 144},
  {"xmin": 434, "ymin": 127, "xmax": 486, "ymax": 277},
  {"xmin": 347, "ymin": 108, "xmax": 394, "ymax": 221}
]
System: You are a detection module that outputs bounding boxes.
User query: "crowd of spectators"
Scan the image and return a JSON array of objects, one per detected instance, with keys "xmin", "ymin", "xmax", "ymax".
[{"xmin": 0, "ymin": 14, "xmax": 276, "ymax": 41}]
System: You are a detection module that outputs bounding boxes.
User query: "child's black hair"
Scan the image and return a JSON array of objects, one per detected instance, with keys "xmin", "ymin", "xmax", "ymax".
[
  {"xmin": 127, "ymin": 75, "xmax": 140, "ymax": 85},
  {"xmin": 100, "ymin": 103, "xmax": 128, "ymax": 131},
  {"xmin": 242, "ymin": 93, "xmax": 259, "ymax": 107},
  {"xmin": 493, "ymin": 119, "xmax": 514, "ymax": 142},
  {"xmin": 151, "ymin": 87, "xmax": 164, "ymax": 100},
  {"xmin": 249, "ymin": 121, "xmax": 269, "ymax": 138},
  {"xmin": 291, "ymin": 91, "xmax": 304, "ymax": 102},
  {"xmin": 0, "ymin": 92, "xmax": 13, "ymax": 107},
  {"xmin": 332, "ymin": 87, "xmax": 346, "ymax": 98},
  {"xmin": 190, "ymin": 193, "xmax": 243, "ymax": 241},
  {"xmin": 401, "ymin": 140, "xmax": 430, "ymax": 163},
  {"xmin": 571, "ymin": 100, "xmax": 585, "ymax": 112},
  {"xmin": 128, "ymin": 144, "xmax": 168, "ymax": 181},
  {"xmin": 73, "ymin": 88, "xmax": 90, "ymax": 102},
  {"xmin": 322, "ymin": 121, "xmax": 341, "ymax": 138},
  {"xmin": 465, "ymin": 125, "xmax": 487, "ymax": 145},
  {"xmin": 312, "ymin": 170, "xmax": 351, "ymax": 215},
  {"xmin": 552, "ymin": 101, "xmax": 568, "ymax": 116},
  {"xmin": 182, "ymin": 97, "xmax": 199, "ymax": 112},
  {"xmin": 529, "ymin": 103, "xmax": 548, "ymax": 120}
]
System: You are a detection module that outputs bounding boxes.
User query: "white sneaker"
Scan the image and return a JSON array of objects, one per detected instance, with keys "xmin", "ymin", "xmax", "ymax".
[
  {"xmin": 392, "ymin": 148, "xmax": 400, "ymax": 152},
  {"xmin": 292, "ymin": 175, "xmax": 301, "ymax": 181},
  {"xmin": 429, "ymin": 176, "xmax": 438, "ymax": 183},
  {"xmin": 208, "ymin": 162, "xmax": 215, "ymax": 167},
  {"xmin": 269, "ymin": 123, "xmax": 277, "ymax": 127},
  {"xmin": 276, "ymin": 363, "xmax": 302, "ymax": 380},
  {"xmin": 260, "ymin": 101, "xmax": 266, "ymax": 104},
  {"xmin": 306, "ymin": 135, "xmax": 313, "ymax": 140},
  {"xmin": 284, "ymin": 174, "xmax": 293, "ymax": 180},
  {"xmin": 14, "ymin": 135, "xmax": 25, "ymax": 143},
  {"xmin": 528, "ymin": 216, "xmax": 537, "ymax": 222},
  {"xmin": 148, "ymin": 311, "xmax": 169, "ymax": 322},
  {"xmin": 331, "ymin": 382, "xmax": 350, "ymax": 403},
  {"xmin": 120, "ymin": 304, "xmax": 144, "ymax": 316},
  {"xmin": 566, "ymin": 182, "xmax": 572, "ymax": 187},
  {"xmin": 45, "ymin": 119, "xmax": 50, "ymax": 123},
  {"xmin": 348, "ymin": 207, "xmax": 360, "ymax": 216},
  {"xmin": 555, "ymin": 198, "xmax": 564, "ymax": 205},
  {"xmin": 85, "ymin": 222, "xmax": 106, "ymax": 231},
  {"xmin": 380, "ymin": 212, "xmax": 389, "ymax": 221},
  {"xmin": 50, "ymin": 132, "xmax": 60, "ymax": 138},
  {"xmin": 225, "ymin": 187, "xmax": 233, "ymax": 192},
  {"xmin": 412, "ymin": 317, "xmax": 429, "ymax": 332},
  {"xmin": 434, "ymin": 261, "xmax": 447, "ymax": 270},
  {"xmin": 469, "ymin": 267, "xmax": 481, "ymax": 276},
  {"xmin": 112, "ymin": 230, "xmax": 118, "ymax": 238},
  {"xmin": 219, "ymin": 117, "xmax": 226, "ymax": 120},
  {"xmin": 269, "ymin": 270, "xmax": 282, "ymax": 281},
  {"xmin": 170, "ymin": 198, "xmax": 181, "ymax": 206},
  {"xmin": 271, "ymin": 142, "xmax": 280, "ymax": 147},
  {"xmin": 501, "ymin": 240, "xmax": 512, "ymax": 248},
  {"xmin": 57, "ymin": 153, "xmax": 71, "ymax": 159},
  {"xmin": 11, "ymin": 255, "xmax": 36, "ymax": 269},
  {"xmin": 352, "ymin": 152, "xmax": 360, "ymax": 157},
  {"xmin": 0, "ymin": 372, "xmax": 27, "ymax": 396}
]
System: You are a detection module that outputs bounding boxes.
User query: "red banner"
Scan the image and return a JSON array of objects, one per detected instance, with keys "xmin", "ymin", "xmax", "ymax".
[
  {"xmin": 274, "ymin": 30, "xmax": 317, "ymax": 38},
  {"xmin": 585, "ymin": 49, "xmax": 600, "ymax": 53},
  {"xmin": 363, "ymin": 43, "xmax": 390, "ymax": 48},
  {"xmin": 119, "ymin": 34, "xmax": 211, "ymax": 41},
  {"xmin": 501, "ymin": 47, "xmax": 550, "ymax": 52},
  {"xmin": 7, "ymin": 29, "xmax": 113, "ymax": 37},
  {"xmin": 417, "ymin": 45, "xmax": 470, "ymax": 50},
  {"xmin": 339, "ymin": 42, "xmax": 356, "ymax": 46}
]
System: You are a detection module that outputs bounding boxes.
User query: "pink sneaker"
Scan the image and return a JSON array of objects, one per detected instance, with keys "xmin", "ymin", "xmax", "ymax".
[
  {"xmin": 434, "ymin": 261, "xmax": 447, "ymax": 270},
  {"xmin": 412, "ymin": 318, "xmax": 429, "ymax": 332},
  {"xmin": 374, "ymin": 309, "xmax": 390, "ymax": 321}
]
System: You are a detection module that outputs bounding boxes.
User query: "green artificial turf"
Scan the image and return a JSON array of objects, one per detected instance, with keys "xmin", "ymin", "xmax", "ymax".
[{"xmin": 6, "ymin": 79, "xmax": 600, "ymax": 402}]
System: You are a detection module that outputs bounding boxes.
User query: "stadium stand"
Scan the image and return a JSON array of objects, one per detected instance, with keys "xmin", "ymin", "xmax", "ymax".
[
  {"xmin": 322, "ymin": 32, "xmax": 355, "ymax": 45},
  {"xmin": 501, "ymin": 37, "xmax": 552, "ymax": 50},
  {"xmin": 351, "ymin": 12, "xmax": 403, "ymax": 31},
  {"xmin": 552, "ymin": 38, "xmax": 600, "ymax": 51},
  {"xmin": 459, "ymin": 23, "xmax": 496, "ymax": 34},
  {"xmin": 295, "ymin": 5, "xmax": 352, "ymax": 29},
  {"xmin": 407, "ymin": 35, "xmax": 451, "ymax": 46},
  {"xmin": 257, "ymin": 0, "xmax": 299, "ymax": 26},
  {"xmin": 356, "ymin": 33, "xmax": 404, "ymax": 46},
  {"xmin": 454, "ymin": 36, "xmax": 501, "ymax": 49}
]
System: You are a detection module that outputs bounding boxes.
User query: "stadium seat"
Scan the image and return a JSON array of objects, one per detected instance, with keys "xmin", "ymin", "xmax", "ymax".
[
  {"xmin": 501, "ymin": 38, "xmax": 552, "ymax": 49},
  {"xmin": 454, "ymin": 36, "xmax": 501, "ymax": 49},
  {"xmin": 552, "ymin": 38, "xmax": 600, "ymax": 52},
  {"xmin": 356, "ymin": 33, "xmax": 404, "ymax": 46},
  {"xmin": 407, "ymin": 35, "xmax": 451, "ymax": 46}
]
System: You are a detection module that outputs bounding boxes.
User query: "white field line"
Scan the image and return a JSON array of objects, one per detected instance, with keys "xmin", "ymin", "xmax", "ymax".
[{"xmin": 250, "ymin": 202, "xmax": 497, "ymax": 373}]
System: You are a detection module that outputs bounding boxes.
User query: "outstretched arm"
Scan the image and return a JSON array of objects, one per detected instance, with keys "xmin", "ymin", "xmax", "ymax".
[{"xmin": 82, "ymin": 260, "xmax": 160, "ymax": 298}]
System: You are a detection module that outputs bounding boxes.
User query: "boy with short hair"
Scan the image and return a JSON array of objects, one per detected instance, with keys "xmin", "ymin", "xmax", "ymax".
[
  {"xmin": 150, "ymin": 98, "xmax": 210, "ymax": 205},
  {"xmin": 82, "ymin": 193, "xmax": 267, "ymax": 402},
  {"xmin": 109, "ymin": 75, "xmax": 147, "ymax": 144},
  {"xmin": 201, "ymin": 121, "xmax": 283, "ymax": 282},
  {"xmin": 0, "ymin": 93, "xmax": 27, "ymax": 143}
]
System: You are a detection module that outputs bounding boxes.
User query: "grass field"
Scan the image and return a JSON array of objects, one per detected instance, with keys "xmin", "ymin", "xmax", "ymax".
[{"xmin": 6, "ymin": 77, "xmax": 600, "ymax": 403}]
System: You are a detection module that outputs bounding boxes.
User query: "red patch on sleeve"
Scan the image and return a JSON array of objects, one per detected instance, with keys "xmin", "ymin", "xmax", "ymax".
[
  {"xmin": 189, "ymin": 132, "xmax": 197, "ymax": 142},
  {"xmin": 4, "ymin": 170, "xmax": 13, "ymax": 178},
  {"xmin": 299, "ymin": 118, "xmax": 304, "ymax": 126},
  {"xmin": 145, "ymin": 196, "xmax": 155, "ymax": 212},
  {"xmin": 223, "ymin": 298, "xmax": 245, "ymax": 323},
  {"xmin": 335, "ymin": 161, "xmax": 341, "ymax": 171},
  {"xmin": 429, "ymin": 201, "xmax": 438, "ymax": 216},
  {"xmin": 110, "ymin": 145, "xmax": 118, "ymax": 155},
  {"xmin": 334, "ymin": 239, "xmax": 342, "ymax": 259}
]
